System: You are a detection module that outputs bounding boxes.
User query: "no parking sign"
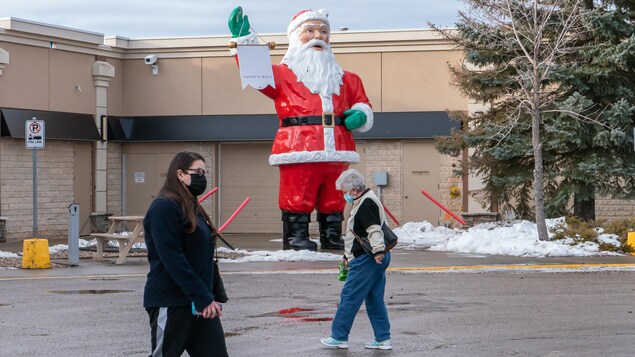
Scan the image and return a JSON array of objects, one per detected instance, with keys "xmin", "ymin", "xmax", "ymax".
[{"xmin": 25, "ymin": 118, "xmax": 45, "ymax": 149}]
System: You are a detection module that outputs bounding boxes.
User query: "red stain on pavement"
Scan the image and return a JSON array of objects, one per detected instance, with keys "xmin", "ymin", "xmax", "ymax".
[
  {"xmin": 277, "ymin": 307, "xmax": 332, "ymax": 322},
  {"xmin": 278, "ymin": 307, "xmax": 313, "ymax": 315}
]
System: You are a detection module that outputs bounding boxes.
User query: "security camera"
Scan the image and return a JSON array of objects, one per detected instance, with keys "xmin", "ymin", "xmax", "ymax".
[{"xmin": 144, "ymin": 55, "xmax": 157, "ymax": 65}]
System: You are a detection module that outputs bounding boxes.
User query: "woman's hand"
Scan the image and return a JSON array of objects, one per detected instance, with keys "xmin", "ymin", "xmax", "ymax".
[
  {"xmin": 374, "ymin": 253, "xmax": 384, "ymax": 264},
  {"xmin": 342, "ymin": 257, "xmax": 349, "ymax": 268},
  {"xmin": 202, "ymin": 301, "xmax": 223, "ymax": 319}
]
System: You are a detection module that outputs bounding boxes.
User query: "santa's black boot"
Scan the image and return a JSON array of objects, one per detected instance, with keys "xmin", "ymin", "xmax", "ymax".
[
  {"xmin": 318, "ymin": 212, "xmax": 345, "ymax": 250},
  {"xmin": 282, "ymin": 211, "xmax": 317, "ymax": 251}
]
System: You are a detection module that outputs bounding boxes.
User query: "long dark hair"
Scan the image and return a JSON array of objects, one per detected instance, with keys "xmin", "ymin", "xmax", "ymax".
[{"xmin": 157, "ymin": 151, "xmax": 212, "ymax": 233}]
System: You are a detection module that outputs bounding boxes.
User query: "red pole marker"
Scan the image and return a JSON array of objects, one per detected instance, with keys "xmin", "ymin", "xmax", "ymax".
[
  {"xmin": 198, "ymin": 187, "xmax": 219, "ymax": 203},
  {"xmin": 420, "ymin": 189, "xmax": 466, "ymax": 225},
  {"xmin": 218, "ymin": 197, "xmax": 251, "ymax": 233},
  {"xmin": 383, "ymin": 205, "xmax": 401, "ymax": 226}
]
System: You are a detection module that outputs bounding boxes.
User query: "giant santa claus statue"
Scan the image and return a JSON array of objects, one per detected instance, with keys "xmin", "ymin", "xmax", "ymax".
[{"xmin": 228, "ymin": 7, "xmax": 374, "ymax": 251}]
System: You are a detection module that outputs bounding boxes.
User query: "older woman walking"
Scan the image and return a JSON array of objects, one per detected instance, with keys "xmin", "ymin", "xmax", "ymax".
[{"xmin": 320, "ymin": 168, "xmax": 392, "ymax": 350}]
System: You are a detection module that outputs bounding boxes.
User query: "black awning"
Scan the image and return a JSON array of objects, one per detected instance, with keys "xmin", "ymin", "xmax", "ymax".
[
  {"xmin": 106, "ymin": 111, "xmax": 458, "ymax": 142},
  {"xmin": 107, "ymin": 114, "xmax": 280, "ymax": 142},
  {"xmin": 357, "ymin": 111, "xmax": 459, "ymax": 139},
  {"xmin": 0, "ymin": 108, "xmax": 101, "ymax": 141}
]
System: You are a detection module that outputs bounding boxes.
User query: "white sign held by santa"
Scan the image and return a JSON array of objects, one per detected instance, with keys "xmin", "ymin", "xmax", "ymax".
[{"xmin": 236, "ymin": 45, "xmax": 275, "ymax": 90}]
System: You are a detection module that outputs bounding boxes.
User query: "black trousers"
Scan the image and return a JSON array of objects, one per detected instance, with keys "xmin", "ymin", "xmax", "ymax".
[{"xmin": 147, "ymin": 306, "xmax": 228, "ymax": 357}]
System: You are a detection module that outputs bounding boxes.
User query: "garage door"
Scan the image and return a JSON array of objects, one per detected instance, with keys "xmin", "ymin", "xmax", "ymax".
[{"xmin": 219, "ymin": 143, "xmax": 280, "ymax": 233}]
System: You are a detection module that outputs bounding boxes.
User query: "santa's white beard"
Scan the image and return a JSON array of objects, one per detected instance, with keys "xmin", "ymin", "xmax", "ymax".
[{"xmin": 281, "ymin": 39, "xmax": 344, "ymax": 97}]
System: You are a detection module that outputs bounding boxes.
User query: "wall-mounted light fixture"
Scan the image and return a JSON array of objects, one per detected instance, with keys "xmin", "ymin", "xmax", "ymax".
[
  {"xmin": 100, "ymin": 115, "xmax": 108, "ymax": 141},
  {"xmin": 144, "ymin": 54, "xmax": 158, "ymax": 76}
]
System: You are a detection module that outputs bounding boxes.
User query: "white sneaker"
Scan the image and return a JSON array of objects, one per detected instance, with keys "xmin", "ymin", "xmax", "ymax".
[
  {"xmin": 320, "ymin": 337, "xmax": 349, "ymax": 349},
  {"xmin": 365, "ymin": 339, "xmax": 392, "ymax": 350}
]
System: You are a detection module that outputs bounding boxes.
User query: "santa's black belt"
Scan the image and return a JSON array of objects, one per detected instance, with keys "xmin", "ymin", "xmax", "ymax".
[{"xmin": 281, "ymin": 114, "xmax": 344, "ymax": 128}]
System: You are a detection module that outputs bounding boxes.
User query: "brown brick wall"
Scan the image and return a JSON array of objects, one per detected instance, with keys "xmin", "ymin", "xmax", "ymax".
[
  {"xmin": 439, "ymin": 153, "xmax": 463, "ymax": 227},
  {"xmin": 106, "ymin": 143, "xmax": 122, "ymax": 215},
  {"xmin": 362, "ymin": 140, "xmax": 403, "ymax": 224},
  {"xmin": 596, "ymin": 198, "xmax": 635, "ymax": 221},
  {"xmin": 0, "ymin": 139, "xmax": 75, "ymax": 240}
]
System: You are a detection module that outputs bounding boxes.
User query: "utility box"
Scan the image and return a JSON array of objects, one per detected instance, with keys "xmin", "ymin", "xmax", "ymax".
[
  {"xmin": 68, "ymin": 203, "xmax": 80, "ymax": 265},
  {"xmin": 373, "ymin": 171, "xmax": 389, "ymax": 186}
]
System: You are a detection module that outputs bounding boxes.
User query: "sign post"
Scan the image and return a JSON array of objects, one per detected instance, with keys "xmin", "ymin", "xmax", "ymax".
[{"xmin": 25, "ymin": 118, "xmax": 45, "ymax": 237}]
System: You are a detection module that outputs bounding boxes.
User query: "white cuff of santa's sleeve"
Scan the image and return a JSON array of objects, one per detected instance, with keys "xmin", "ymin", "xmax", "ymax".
[
  {"xmin": 229, "ymin": 33, "xmax": 258, "ymax": 56},
  {"xmin": 351, "ymin": 103, "xmax": 374, "ymax": 133}
]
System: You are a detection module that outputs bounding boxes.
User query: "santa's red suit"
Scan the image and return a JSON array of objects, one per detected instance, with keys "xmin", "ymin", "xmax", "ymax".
[{"xmin": 259, "ymin": 64, "xmax": 372, "ymax": 213}]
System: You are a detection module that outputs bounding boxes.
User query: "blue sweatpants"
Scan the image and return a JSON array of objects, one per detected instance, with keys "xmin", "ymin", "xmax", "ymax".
[{"xmin": 331, "ymin": 251, "xmax": 391, "ymax": 342}]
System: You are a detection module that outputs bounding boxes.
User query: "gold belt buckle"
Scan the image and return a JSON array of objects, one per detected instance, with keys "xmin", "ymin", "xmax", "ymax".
[{"xmin": 322, "ymin": 112, "xmax": 335, "ymax": 128}]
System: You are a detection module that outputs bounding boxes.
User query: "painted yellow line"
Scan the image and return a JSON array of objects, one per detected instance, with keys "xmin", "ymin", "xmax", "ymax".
[
  {"xmin": 389, "ymin": 263, "xmax": 635, "ymax": 271},
  {"xmin": 2, "ymin": 263, "xmax": 635, "ymax": 282},
  {"xmin": 0, "ymin": 273, "xmax": 146, "ymax": 282}
]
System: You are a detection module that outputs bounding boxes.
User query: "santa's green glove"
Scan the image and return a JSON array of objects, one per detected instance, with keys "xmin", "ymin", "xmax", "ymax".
[
  {"xmin": 344, "ymin": 109, "xmax": 367, "ymax": 131},
  {"xmin": 228, "ymin": 6, "xmax": 251, "ymax": 38}
]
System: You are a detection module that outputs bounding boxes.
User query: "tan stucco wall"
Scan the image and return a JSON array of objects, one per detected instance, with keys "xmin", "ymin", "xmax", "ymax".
[
  {"xmin": 49, "ymin": 49, "xmax": 96, "ymax": 113},
  {"xmin": 382, "ymin": 51, "xmax": 466, "ymax": 112},
  {"xmin": 0, "ymin": 42, "xmax": 96, "ymax": 113},
  {"xmin": 105, "ymin": 58, "xmax": 125, "ymax": 116},
  {"xmin": 0, "ymin": 42, "xmax": 49, "ymax": 110},
  {"xmin": 122, "ymin": 58, "xmax": 203, "ymax": 116}
]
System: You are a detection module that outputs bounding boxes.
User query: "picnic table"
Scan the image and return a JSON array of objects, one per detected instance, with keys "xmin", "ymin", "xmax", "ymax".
[{"xmin": 90, "ymin": 216, "xmax": 144, "ymax": 264}]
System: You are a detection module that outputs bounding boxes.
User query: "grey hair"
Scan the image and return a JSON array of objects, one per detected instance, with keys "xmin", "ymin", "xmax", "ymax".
[{"xmin": 335, "ymin": 169, "xmax": 366, "ymax": 191}]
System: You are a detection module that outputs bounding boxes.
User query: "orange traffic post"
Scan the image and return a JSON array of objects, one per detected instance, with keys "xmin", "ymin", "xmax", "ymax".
[
  {"xmin": 420, "ymin": 189, "xmax": 466, "ymax": 226},
  {"xmin": 218, "ymin": 197, "xmax": 251, "ymax": 233},
  {"xmin": 198, "ymin": 187, "xmax": 219, "ymax": 203},
  {"xmin": 383, "ymin": 205, "xmax": 401, "ymax": 226}
]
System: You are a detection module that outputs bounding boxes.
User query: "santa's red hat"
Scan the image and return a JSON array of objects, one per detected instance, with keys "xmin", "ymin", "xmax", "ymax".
[{"xmin": 286, "ymin": 8, "xmax": 329, "ymax": 38}]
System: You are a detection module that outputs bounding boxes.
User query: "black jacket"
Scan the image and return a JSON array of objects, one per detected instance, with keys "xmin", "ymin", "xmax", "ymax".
[
  {"xmin": 143, "ymin": 197, "xmax": 216, "ymax": 312},
  {"xmin": 350, "ymin": 189, "xmax": 382, "ymax": 258}
]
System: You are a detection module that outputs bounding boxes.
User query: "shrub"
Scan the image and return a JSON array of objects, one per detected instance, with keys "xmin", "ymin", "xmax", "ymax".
[{"xmin": 549, "ymin": 216, "xmax": 635, "ymax": 253}]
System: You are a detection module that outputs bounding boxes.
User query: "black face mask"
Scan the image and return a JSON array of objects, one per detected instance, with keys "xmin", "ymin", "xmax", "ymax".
[{"xmin": 187, "ymin": 174, "xmax": 207, "ymax": 196}]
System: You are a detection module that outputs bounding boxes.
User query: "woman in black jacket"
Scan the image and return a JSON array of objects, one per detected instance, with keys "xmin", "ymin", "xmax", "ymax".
[{"xmin": 143, "ymin": 151, "xmax": 228, "ymax": 357}]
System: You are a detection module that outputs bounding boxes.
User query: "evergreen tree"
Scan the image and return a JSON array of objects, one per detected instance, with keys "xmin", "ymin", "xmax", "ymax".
[
  {"xmin": 434, "ymin": 0, "xmax": 635, "ymax": 231},
  {"xmin": 549, "ymin": 0, "xmax": 635, "ymax": 220}
]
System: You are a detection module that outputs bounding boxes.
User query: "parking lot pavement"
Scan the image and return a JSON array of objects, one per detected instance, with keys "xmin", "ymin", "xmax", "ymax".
[
  {"xmin": 3, "ymin": 235, "xmax": 635, "ymax": 357},
  {"xmin": 2, "ymin": 259, "xmax": 635, "ymax": 356}
]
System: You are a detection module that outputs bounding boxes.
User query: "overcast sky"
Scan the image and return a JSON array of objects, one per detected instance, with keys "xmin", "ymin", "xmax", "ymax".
[{"xmin": 0, "ymin": 0, "xmax": 464, "ymax": 38}]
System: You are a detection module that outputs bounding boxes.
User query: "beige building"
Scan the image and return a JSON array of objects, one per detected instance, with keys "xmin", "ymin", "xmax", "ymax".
[{"xmin": 0, "ymin": 18, "xmax": 630, "ymax": 243}]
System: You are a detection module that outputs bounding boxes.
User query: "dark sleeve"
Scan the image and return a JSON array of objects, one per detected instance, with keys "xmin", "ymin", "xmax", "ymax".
[
  {"xmin": 354, "ymin": 198, "xmax": 382, "ymax": 237},
  {"xmin": 148, "ymin": 201, "xmax": 213, "ymax": 309}
]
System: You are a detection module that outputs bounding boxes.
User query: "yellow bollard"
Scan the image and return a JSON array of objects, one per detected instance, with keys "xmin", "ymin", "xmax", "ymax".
[
  {"xmin": 628, "ymin": 232, "xmax": 635, "ymax": 256},
  {"xmin": 21, "ymin": 238, "xmax": 51, "ymax": 269}
]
